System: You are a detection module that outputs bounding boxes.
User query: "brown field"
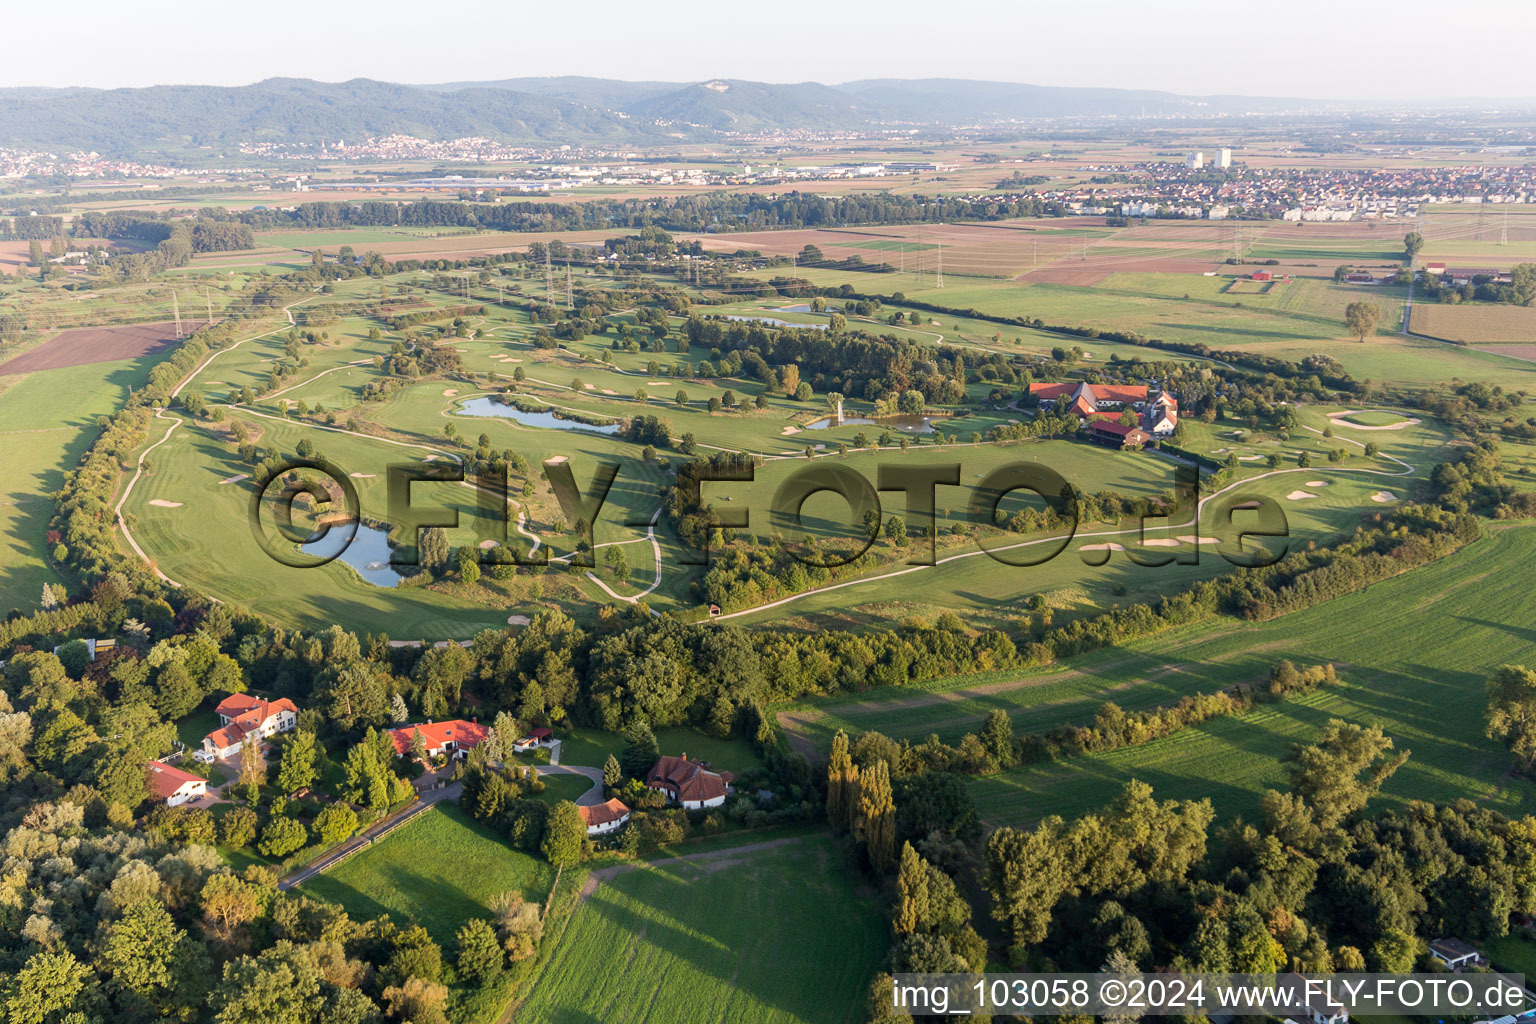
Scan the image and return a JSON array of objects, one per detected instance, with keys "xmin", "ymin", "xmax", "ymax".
[
  {"xmin": 1409, "ymin": 303, "xmax": 1536, "ymax": 345},
  {"xmin": 0, "ymin": 320, "xmax": 203, "ymax": 375}
]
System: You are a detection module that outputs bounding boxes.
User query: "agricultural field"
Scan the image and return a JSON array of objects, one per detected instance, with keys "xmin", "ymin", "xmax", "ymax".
[
  {"xmin": 516, "ymin": 835, "xmax": 883, "ymax": 1024},
  {"xmin": 1410, "ymin": 301, "xmax": 1536, "ymax": 348},
  {"xmin": 784, "ymin": 522, "xmax": 1536, "ymax": 827},
  {"xmin": 0, "ymin": 353, "xmax": 160, "ymax": 611}
]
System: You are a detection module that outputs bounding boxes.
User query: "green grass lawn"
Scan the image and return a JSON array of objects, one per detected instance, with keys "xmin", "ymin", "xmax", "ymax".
[
  {"xmin": 534, "ymin": 773, "xmax": 594, "ymax": 805},
  {"xmin": 1343, "ymin": 409, "xmax": 1413, "ymax": 426},
  {"xmin": 516, "ymin": 834, "xmax": 884, "ymax": 1024},
  {"xmin": 304, "ymin": 804, "xmax": 554, "ymax": 946},
  {"xmin": 556, "ymin": 726, "xmax": 764, "ymax": 775}
]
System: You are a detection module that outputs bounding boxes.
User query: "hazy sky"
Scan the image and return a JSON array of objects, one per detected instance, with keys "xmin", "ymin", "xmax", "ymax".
[{"xmin": 8, "ymin": 0, "xmax": 1535, "ymax": 100}]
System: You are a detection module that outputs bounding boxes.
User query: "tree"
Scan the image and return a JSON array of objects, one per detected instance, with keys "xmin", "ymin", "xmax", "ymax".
[
  {"xmin": 1345, "ymin": 301, "xmax": 1381, "ymax": 342},
  {"xmin": 619, "ymin": 721, "xmax": 659, "ymax": 778},
  {"xmin": 276, "ymin": 730, "xmax": 318, "ymax": 794},
  {"xmin": 312, "ymin": 803, "xmax": 358, "ymax": 845},
  {"xmin": 603, "ymin": 754, "xmax": 623, "ymax": 789},
  {"xmin": 978, "ymin": 709, "xmax": 1015, "ymax": 768},
  {"xmin": 237, "ymin": 739, "xmax": 264, "ymax": 796},
  {"xmin": 3, "ymin": 949, "xmax": 94, "ymax": 1024},
  {"xmin": 604, "ymin": 545, "xmax": 630, "ymax": 580},
  {"xmin": 826, "ymin": 730, "xmax": 857, "ymax": 833},
  {"xmin": 884, "ymin": 515, "xmax": 907, "ymax": 545},
  {"xmin": 101, "ymin": 898, "xmax": 207, "ymax": 1019},
  {"xmin": 893, "ymin": 842, "xmax": 930, "ymax": 935},
  {"xmin": 1297, "ymin": 450, "xmax": 1313, "ymax": 469},
  {"xmin": 410, "ymin": 727, "xmax": 429, "ymax": 764},
  {"xmin": 419, "ymin": 527, "xmax": 451, "ymax": 574},
  {"xmin": 390, "ymin": 692, "xmax": 410, "ymax": 723},
  {"xmin": 220, "ymin": 807, "xmax": 258, "ymax": 848},
  {"xmin": 455, "ymin": 918, "xmax": 503, "ymax": 986},
  {"xmin": 1403, "ymin": 231, "xmax": 1424, "ymax": 260},
  {"xmin": 1285, "ymin": 719, "xmax": 1409, "ymax": 827},
  {"xmin": 675, "ymin": 389, "xmax": 688, "ymax": 407},
  {"xmin": 1487, "ymin": 665, "xmax": 1536, "ymax": 769},
  {"xmin": 541, "ymin": 800, "xmax": 585, "ymax": 866},
  {"xmin": 258, "ymin": 815, "xmax": 308, "ymax": 858},
  {"xmin": 858, "ymin": 759, "xmax": 896, "ymax": 873},
  {"xmin": 457, "ymin": 546, "xmax": 481, "ymax": 584}
]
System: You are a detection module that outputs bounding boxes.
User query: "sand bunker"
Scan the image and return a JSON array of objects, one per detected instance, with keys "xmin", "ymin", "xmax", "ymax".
[
  {"xmin": 1141, "ymin": 538, "xmax": 1182, "ymax": 547},
  {"xmin": 1306, "ymin": 480, "xmax": 1329, "ymax": 487},
  {"xmin": 147, "ymin": 499, "xmax": 182, "ymax": 508},
  {"xmin": 780, "ymin": 426, "xmax": 800, "ymax": 435},
  {"xmin": 1328, "ymin": 409, "xmax": 1420, "ymax": 431},
  {"xmin": 442, "ymin": 389, "xmax": 458, "ymax": 396},
  {"xmin": 1287, "ymin": 490, "xmax": 1318, "ymax": 500},
  {"xmin": 507, "ymin": 614, "xmax": 531, "ymax": 626},
  {"xmin": 1231, "ymin": 500, "xmax": 1263, "ymax": 510},
  {"xmin": 1177, "ymin": 535, "xmax": 1223, "ymax": 545},
  {"xmin": 1371, "ymin": 491, "xmax": 1398, "ymax": 503},
  {"xmin": 1239, "ymin": 455, "xmax": 1263, "ymax": 462},
  {"xmin": 601, "ymin": 389, "xmax": 618, "ymax": 395},
  {"xmin": 478, "ymin": 539, "xmax": 499, "ymax": 550},
  {"xmin": 646, "ymin": 380, "xmax": 667, "ymax": 385},
  {"xmin": 1080, "ymin": 542, "xmax": 1126, "ymax": 552},
  {"xmin": 349, "ymin": 473, "xmax": 376, "ymax": 479},
  {"xmin": 218, "ymin": 473, "xmax": 248, "ymax": 485}
]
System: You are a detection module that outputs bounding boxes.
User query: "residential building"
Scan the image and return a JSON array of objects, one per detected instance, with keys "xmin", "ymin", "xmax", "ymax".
[
  {"xmin": 646, "ymin": 755, "xmax": 732, "ymax": 809},
  {"xmin": 1144, "ymin": 392, "xmax": 1179, "ymax": 436},
  {"xmin": 1185, "ymin": 151, "xmax": 1203, "ymax": 170},
  {"xmin": 389, "ymin": 719, "xmax": 489, "ymax": 761},
  {"xmin": 512, "ymin": 727, "xmax": 554, "ymax": 753},
  {"xmin": 1216, "ymin": 148, "xmax": 1232, "ymax": 169},
  {"xmin": 1428, "ymin": 938, "xmax": 1482, "ymax": 970},
  {"xmin": 145, "ymin": 761, "xmax": 207, "ymax": 807},
  {"xmin": 1088, "ymin": 421, "xmax": 1152, "ymax": 450},
  {"xmin": 198, "ymin": 694, "xmax": 299, "ymax": 761},
  {"xmin": 578, "ymin": 798, "xmax": 631, "ymax": 836}
]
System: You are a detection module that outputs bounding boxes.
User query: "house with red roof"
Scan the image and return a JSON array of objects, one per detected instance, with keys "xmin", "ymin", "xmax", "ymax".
[
  {"xmin": 1029, "ymin": 381, "xmax": 1178, "ymax": 438},
  {"xmin": 578, "ymin": 798, "xmax": 631, "ymax": 836},
  {"xmin": 1088, "ymin": 420, "xmax": 1153, "ymax": 450},
  {"xmin": 196, "ymin": 694, "xmax": 299, "ymax": 762},
  {"xmin": 389, "ymin": 719, "xmax": 490, "ymax": 762},
  {"xmin": 646, "ymin": 755, "xmax": 732, "ymax": 809},
  {"xmin": 145, "ymin": 761, "xmax": 208, "ymax": 807},
  {"xmin": 512, "ymin": 727, "xmax": 554, "ymax": 753}
]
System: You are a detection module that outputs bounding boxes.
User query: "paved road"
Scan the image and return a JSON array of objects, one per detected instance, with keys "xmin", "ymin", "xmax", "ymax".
[{"xmin": 278, "ymin": 779, "xmax": 462, "ymax": 891}]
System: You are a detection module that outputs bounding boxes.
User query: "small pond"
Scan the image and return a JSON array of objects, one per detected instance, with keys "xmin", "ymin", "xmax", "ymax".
[{"xmin": 457, "ymin": 396, "xmax": 620, "ymax": 434}]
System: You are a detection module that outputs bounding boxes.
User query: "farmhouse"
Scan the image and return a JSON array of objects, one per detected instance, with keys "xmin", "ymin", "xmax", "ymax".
[
  {"xmin": 1088, "ymin": 420, "xmax": 1152, "ymax": 450},
  {"xmin": 1029, "ymin": 382, "xmax": 1179, "ymax": 437},
  {"xmin": 197, "ymin": 694, "xmax": 299, "ymax": 761},
  {"xmin": 145, "ymin": 761, "xmax": 207, "ymax": 807},
  {"xmin": 512, "ymin": 727, "xmax": 554, "ymax": 753},
  {"xmin": 578, "ymin": 798, "xmax": 631, "ymax": 836},
  {"xmin": 390, "ymin": 719, "xmax": 490, "ymax": 761},
  {"xmin": 646, "ymin": 755, "xmax": 732, "ymax": 809},
  {"xmin": 1251, "ymin": 270, "xmax": 1272, "ymax": 282}
]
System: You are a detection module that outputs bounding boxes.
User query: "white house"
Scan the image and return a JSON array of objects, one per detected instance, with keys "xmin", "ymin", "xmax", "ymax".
[
  {"xmin": 1428, "ymin": 938, "xmax": 1482, "ymax": 970},
  {"xmin": 197, "ymin": 694, "xmax": 299, "ymax": 762},
  {"xmin": 145, "ymin": 762, "xmax": 207, "ymax": 807},
  {"xmin": 1143, "ymin": 391, "xmax": 1180, "ymax": 437},
  {"xmin": 578, "ymin": 798, "xmax": 631, "ymax": 836},
  {"xmin": 646, "ymin": 755, "xmax": 732, "ymax": 810}
]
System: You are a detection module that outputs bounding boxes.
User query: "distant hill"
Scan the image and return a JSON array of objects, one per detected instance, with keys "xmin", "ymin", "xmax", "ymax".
[
  {"xmin": 0, "ymin": 75, "xmax": 1344, "ymax": 156},
  {"xmin": 0, "ymin": 78, "xmax": 657, "ymax": 155}
]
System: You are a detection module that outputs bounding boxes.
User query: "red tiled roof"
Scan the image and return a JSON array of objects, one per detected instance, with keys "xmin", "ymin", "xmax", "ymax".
[
  {"xmin": 1089, "ymin": 420, "xmax": 1150, "ymax": 438},
  {"xmin": 145, "ymin": 761, "xmax": 206, "ymax": 801},
  {"xmin": 205, "ymin": 696, "xmax": 297, "ymax": 750},
  {"xmin": 578, "ymin": 798, "xmax": 630, "ymax": 828},
  {"xmin": 389, "ymin": 719, "xmax": 490, "ymax": 756},
  {"xmin": 646, "ymin": 755, "xmax": 728, "ymax": 803},
  {"xmin": 529, "ymin": 727, "xmax": 553, "ymax": 739}
]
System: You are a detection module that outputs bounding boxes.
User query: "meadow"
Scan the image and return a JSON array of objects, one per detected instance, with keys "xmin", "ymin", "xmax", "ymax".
[
  {"xmin": 515, "ymin": 835, "xmax": 884, "ymax": 1024},
  {"xmin": 304, "ymin": 803, "xmax": 555, "ymax": 947}
]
